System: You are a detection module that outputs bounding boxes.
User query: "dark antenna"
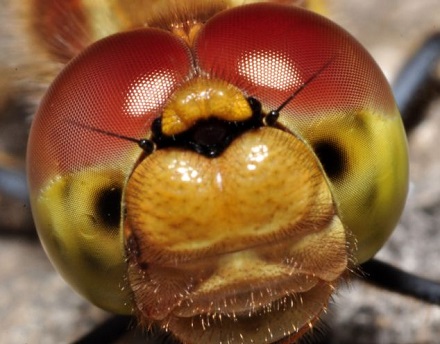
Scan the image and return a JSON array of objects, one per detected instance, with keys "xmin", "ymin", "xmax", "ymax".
[
  {"xmin": 265, "ymin": 56, "xmax": 335, "ymax": 126},
  {"xmin": 68, "ymin": 120, "xmax": 155, "ymax": 154}
]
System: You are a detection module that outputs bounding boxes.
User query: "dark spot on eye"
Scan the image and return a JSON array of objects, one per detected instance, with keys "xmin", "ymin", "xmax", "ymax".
[
  {"xmin": 62, "ymin": 176, "xmax": 74, "ymax": 199},
  {"xmin": 48, "ymin": 224, "xmax": 67, "ymax": 261},
  {"xmin": 351, "ymin": 112, "xmax": 368, "ymax": 131},
  {"xmin": 80, "ymin": 247, "xmax": 107, "ymax": 272},
  {"xmin": 95, "ymin": 186, "xmax": 122, "ymax": 228},
  {"xmin": 314, "ymin": 140, "xmax": 347, "ymax": 180},
  {"xmin": 364, "ymin": 183, "xmax": 378, "ymax": 209}
]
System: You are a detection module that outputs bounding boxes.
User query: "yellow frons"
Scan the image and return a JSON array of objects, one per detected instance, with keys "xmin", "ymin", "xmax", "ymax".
[{"xmin": 161, "ymin": 78, "xmax": 252, "ymax": 136}]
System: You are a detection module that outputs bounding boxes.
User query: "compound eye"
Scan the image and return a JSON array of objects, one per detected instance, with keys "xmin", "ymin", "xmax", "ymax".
[
  {"xmin": 195, "ymin": 3, "xmax": 408, "ymax": 263},
  {"xmin": 27, "ymin": 29, "xmax": 193, "ymax": 312}
]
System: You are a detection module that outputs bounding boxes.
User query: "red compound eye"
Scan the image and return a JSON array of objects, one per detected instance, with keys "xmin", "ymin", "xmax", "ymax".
[
  {"xmin": 195, "ymin": 4, "xmax": 395, "ymax": 116},
  {"xmin": 26, "ymin": 28, "xmax": 194, "ymax": 313},
  {"xmin": 194, "ymin": 3, "xmax": 407, "ymax": 264},
  {"xmin": 28, "ymin": 29, "xmax": 193, "ymax": 189}
]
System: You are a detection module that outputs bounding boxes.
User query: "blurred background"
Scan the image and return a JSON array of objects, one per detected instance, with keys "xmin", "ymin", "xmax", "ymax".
[{"xmin": 0, "ymin": 0, "xmax": 439, "ymax": 343}]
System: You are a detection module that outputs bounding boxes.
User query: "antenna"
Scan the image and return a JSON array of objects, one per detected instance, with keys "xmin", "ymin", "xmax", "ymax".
[{"xmin": 68, "ymin": 120, "xmax": 155, "ymax": 154}]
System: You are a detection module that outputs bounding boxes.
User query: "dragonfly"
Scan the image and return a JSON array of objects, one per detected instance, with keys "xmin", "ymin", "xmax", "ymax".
[{"xmin": 0, "ymin": 0, "xmax": 440, "ymax": 344}]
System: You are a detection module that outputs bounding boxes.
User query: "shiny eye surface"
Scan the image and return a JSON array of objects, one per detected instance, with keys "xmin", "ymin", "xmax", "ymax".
[
  {"xmin": 26, "ymin": 2, "xmax": 408, "ymax": 343},
  {"xmin": 28, "ymin": 28, "xmax": 193, "ymax": 313},
  {"xmin": 195, "ymin": 4, "xmax": 407, "ymax": 262}
]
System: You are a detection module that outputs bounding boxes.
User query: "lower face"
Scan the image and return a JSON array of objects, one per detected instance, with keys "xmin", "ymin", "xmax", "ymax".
[{"xmin": 124, "ymin": 127, "xmax": 349, "ymax": 343}]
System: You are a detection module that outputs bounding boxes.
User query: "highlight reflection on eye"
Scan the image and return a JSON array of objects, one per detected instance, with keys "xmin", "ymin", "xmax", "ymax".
[
  {"xmin": 238, "ymin": 50, "xmax": 302, "ymax": 90},
  {"xmin": 124, "ymin": 70, "xmax": 177, "ymax": 116}
]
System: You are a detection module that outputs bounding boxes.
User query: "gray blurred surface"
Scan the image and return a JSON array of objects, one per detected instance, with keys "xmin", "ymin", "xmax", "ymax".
[{"xmin": 1, "ymin": 1, "xmax": 440, "ymax": 343}]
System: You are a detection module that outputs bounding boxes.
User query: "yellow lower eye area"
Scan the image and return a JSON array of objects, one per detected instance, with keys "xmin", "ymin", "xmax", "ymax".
[
  {"xmin": 32, "ymin": 168, "xmax": 131, "ymax": 313},
  {"xmin": 124, "ymin": 128, "xmax": 348, "ymax": 343}
]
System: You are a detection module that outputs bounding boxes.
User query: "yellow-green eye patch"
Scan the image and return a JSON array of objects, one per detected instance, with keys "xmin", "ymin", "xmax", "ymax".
[
  {"xmin": 33, "ymin": 168, "xmax": 131, "ymax": 313},
  {"xmin": 282, "ymin": 108, "xmax": 408, "ymax": 263}
]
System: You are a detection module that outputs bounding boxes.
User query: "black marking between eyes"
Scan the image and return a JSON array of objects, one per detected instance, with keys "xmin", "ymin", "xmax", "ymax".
[
  {"xmin": 150, "ymin": 106, "xmax": 264, "ymax": 158},
  {"xmin": 95, "ymin": 186, "xmax": 122, "ymax": 228},
  {"xmin": 313, "ymin": 140, "xmax": 347, "ymax": 180}
]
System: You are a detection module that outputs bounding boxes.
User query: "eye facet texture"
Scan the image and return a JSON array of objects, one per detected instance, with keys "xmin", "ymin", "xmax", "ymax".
[
  {"xmin": 195, "ymin": 4, "xmax": 408, "ymax": 262},
  {"xmin": 27, "ymin": 29, "xmax": 194, "ymax": 312}
]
